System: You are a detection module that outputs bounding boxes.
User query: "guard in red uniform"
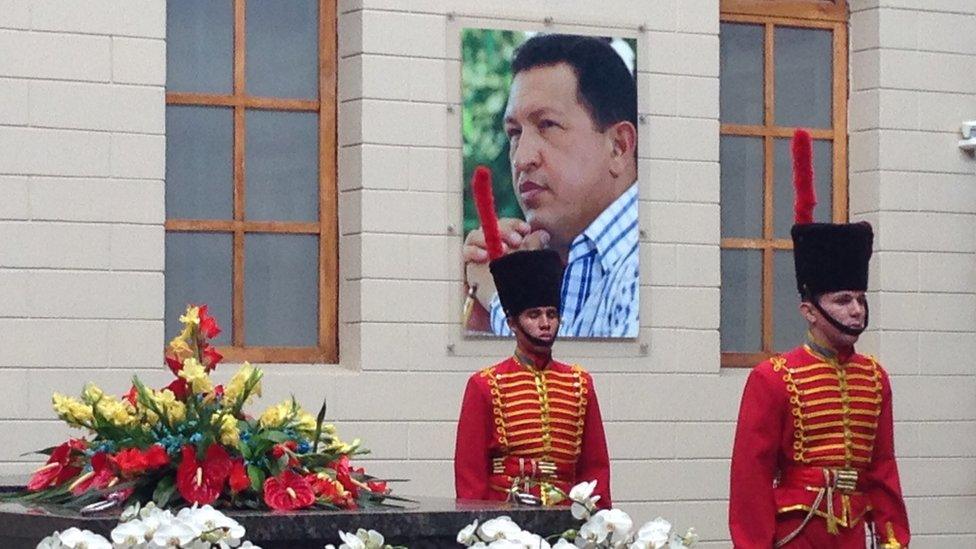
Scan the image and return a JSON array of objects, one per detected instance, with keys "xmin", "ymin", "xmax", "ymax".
[
  {"xmin": 729, "ymin": 131, "xmax": 910, "ymax": 548},
  {"xmin": 454, "ymin": 249, "xmax": 611, "ymax": 507}
]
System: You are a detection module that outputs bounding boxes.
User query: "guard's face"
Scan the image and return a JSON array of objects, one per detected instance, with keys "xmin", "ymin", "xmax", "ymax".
[
  {"xmin": 805, "ymin": 290, "xmax": 867, "ymax": 348},
  {"xmin": 511, "ymin": 306, "xmax": 560, "ymax": 350},
  {"xmin": 504, "ymin": 63, "xmax": 618, "ymax": 245}
]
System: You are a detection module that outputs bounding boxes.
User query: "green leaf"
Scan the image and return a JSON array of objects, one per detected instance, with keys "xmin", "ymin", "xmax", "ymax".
[
  {"xmin": 261, "ymin": 430, "xmax": 291, "ymax": 443},
  {"xmin": 247, "ymin": 465, "xmax": 265, "ymax": 493},
  {"xmin": 153, "ymin": 476, "xmax": 176, "ymax": 507},
  {"xmin": 312, "ymin": 397, "xmax": 327, "ymax": 452}
]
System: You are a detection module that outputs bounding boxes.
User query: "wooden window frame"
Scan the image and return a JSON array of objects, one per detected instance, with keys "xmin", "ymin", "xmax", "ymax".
[
  {"xmin": 720, "ymin": 1, "xmax": 849, "ymax": 368},
  {"xmin": 166, "ymin": 0, "xmax": 339, "ymax": 364}
]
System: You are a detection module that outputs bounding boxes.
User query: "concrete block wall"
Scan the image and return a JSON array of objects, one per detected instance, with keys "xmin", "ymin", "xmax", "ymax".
[
  {"xmin": 0, "ymin": 0, "xmax": 972, "ymax": 546},
  {"xmin": 0, "ymin": 0, "xmax": 167, "ymax": 478},
  {"xmin": 849, "ymin": 0, "xmax": 976, "ymax": 547}
]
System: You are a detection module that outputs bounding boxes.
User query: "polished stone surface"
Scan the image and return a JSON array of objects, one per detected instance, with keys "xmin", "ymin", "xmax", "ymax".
[{"xmin": 0, "ymin": 496, "xmax": 579, "ymax": 548}]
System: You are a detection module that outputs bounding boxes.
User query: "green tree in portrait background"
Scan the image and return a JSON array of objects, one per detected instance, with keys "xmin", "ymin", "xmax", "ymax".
[{"xmin": 461, "ymin": 29, "xmax": 526, "ymax": 236}]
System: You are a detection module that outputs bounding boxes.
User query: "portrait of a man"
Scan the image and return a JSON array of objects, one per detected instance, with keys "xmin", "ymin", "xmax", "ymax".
[{"xmin": 461, "ymin": 30, "xmax": 640, "ymax": 338}]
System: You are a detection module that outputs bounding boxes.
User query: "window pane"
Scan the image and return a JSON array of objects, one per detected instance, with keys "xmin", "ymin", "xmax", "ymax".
[
  {"xmin": 721, "ymin": 136, "xmax": 764, "ymax": 238},
  {"xmin": 775, "ymin": 27, "xmax": 832, "ymax": 128},
  {"xmin": 165, "ymin": 232, "xmax": 232, "ymax": 346},
  {"xmin": 166, "ymin": 106, "xmax": 234, "ymax": 220},
  {"xmin": 720, "ymin": 23, "xmax": 764, "ymax": 125},
  {"xmin": 773, "ymin": 138, "xmax": 833, "ymax": 238},
  {"xmin": 245, "ymin": 111, "xmax": 319, "ymax": 221},
  {"xmin": 246, "ymin": 0, "xmax": 319, "ymax": 99},
  {"xmin": 721, "ymin": 249, "xmax": 763, "ymax": 353},
  {"xmin": 166, "ymin": 0, "xmax": 233, "ymax": 93},
  {"xmin": 244, "ymin": 234, "xmax": 318, "ymax": 346},
  {"xmin": 773, "ymin": 250, "xmax": 807, "ymax": 351}
]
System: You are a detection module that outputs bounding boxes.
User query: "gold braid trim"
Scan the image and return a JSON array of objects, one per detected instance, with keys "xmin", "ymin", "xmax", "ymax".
[
  {"xmin": 773, "ymin": 356, "xmax": 807, "ymax": 463},
  {"xmin": 572, "ymin": 365, "xmax": 588, "ymax": 458},
  {"xmin": 482, "ymin": 367, "xmax": 508, "ymax": 447}
]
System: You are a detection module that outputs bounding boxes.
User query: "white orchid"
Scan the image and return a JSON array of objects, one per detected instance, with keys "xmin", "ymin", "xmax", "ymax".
[
  {"xmin": 37, "ymin": 527, "xmax": 113, "ymax": 549},
  {"xmin": 568, "ymin": 480, "xmax": 601, "ymax": 520},
  {"xmin": 508, "ymin": 529, "xmax": 551, "ymax": 549},
  {"xmin": 151, "ymin": 517, "xmax": 201, "ymax": 547},
  {"xmin": 457, "ymin": 519, "xmax": 480, "ymax": 546},
  {"xmin": 631, "ymin": 517, "xmax": 671, "ymax": 549},
  {"xmin": 176, "ymin": 504, "xmax": 246, "ymax": 546},
  {"xmin": 477, "ymin": 516, "xmax": 523, "ymax": 541},
  {"xmin": 552, "ymin": 538, "xmax": 577, "ymax": 549},
  {"xmin": 485, "ymin": 540, "xmax": 525, "ymax": 549},
  {"xmin": 578, "ymin": 512, "xmax": 611, "ymax": 545}
]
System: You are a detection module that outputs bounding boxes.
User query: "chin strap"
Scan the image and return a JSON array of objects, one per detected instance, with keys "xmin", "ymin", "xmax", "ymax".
[{"xmin": 808, "ymin": 294, "xmax": 869, "ymax": 337}]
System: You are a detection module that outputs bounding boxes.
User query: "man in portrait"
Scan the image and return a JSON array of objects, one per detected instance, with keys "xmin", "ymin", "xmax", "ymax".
[{"xmin": 463, "ymin": 33, "xmax": 640, "ymax": 338}]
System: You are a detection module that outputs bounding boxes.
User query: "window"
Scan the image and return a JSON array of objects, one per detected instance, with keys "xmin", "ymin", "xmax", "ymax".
[
  {"xmin": 165, "ymin": 0, "xmax": 338, "ymax": 363},
  {"xmin": 719, "ymin": 0, "xmax": 848, "ymax": 367}
]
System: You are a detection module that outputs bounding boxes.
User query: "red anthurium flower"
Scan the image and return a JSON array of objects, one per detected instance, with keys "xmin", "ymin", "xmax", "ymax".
[
  {"xmin": 165, "ymin": 355, "xmax": 183, "ymax": 376},
  {"xmin": 228, "ymin": 459, "xmax": 250, "ymax": 493},
  {"xmin": 198, "ymin": 305, "xmax": 222, "ymax": 340},
  {"xmin": 165, "ymin": 378, "xmax": 189, "ymax": 401},
  {"xmin": 144, "ymin": 444, "xmax": 170, "ymax": 469},
  {"xmin": 70, "ymin": 452, "xmax": 116, "ymax": 495},
  {"xmin": 367, "ymin": 480, "xmax": 388, "ymax": 495},
  {"xmin": 263, "ymin": 471, "xmax": 315, "ymax": 511},
  {"xmin": 176, "ymin": 444, "xmax": 232, "ymax": 505},
  {"xmin": 27, "ymin": 439, "xmax": 85, "ymax": 491},
  {"xmin": 330, "ymin": 455, "xmax": 361, "ymax": 498},
  {"xmin": 307, "ymin": 473, "xmax": 357, "ymax": 509},
  {"xmin": 201, "ymin": 343, "xmax": 223, "ymax": 372}
]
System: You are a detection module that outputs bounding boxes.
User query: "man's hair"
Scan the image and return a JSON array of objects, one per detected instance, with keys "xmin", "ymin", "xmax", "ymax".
[{"xmin": 512, "ymin": 33, "xmax": 637, "ymax": 132}]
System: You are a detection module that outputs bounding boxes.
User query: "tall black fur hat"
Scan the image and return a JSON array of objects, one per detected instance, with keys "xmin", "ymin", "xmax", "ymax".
[
  {"xmin": 792, "ymin": 222, "xmax": 873, "ymax": 297},
  {"xmin": 790, "ymin": 130, "xmax": 873, "ymax": 298},
  {"xmin": 489, "ymin": 249, "xmax": 563, "ymax": 317}
]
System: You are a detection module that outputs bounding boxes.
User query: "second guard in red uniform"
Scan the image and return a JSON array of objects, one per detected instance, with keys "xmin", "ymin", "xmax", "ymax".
[{"xmin": 729, "ymin": 131, "xmax": 910, "ymax": 548}]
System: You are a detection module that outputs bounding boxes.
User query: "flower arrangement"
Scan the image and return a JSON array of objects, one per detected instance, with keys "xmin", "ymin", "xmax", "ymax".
[
  {"xmin": 16, "ymin": 305, "xmax": 396, "ymax": 512},
  {"xmin": 456, "ymin": 481, "xmax": 697, "ymax": 549}
]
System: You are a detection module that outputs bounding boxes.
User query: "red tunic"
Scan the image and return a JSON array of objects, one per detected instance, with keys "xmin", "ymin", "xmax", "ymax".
[
  {"xmin": 729, "ymin": 344, "xmax": 910, "ymax": 548},
  {"xmin": 454, "ymin": 356, "xmax": 611, "ymax": 507}
]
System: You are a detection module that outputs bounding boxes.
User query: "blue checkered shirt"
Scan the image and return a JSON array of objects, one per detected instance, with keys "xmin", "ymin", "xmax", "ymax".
[{"xmin": 489, "ymin": 183, "xmax": 640, "ymax": 338}]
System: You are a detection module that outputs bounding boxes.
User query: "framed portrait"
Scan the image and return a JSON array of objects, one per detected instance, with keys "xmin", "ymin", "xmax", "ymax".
[{"xmin": 460, "ymin": 29, "xmax": 640, "ymax": 339}]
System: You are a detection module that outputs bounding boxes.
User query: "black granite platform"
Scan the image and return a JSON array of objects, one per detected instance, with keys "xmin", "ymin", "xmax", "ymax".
[{"xmin": 0, "ymin": 497, "xmax": 578, "ymax": 548}]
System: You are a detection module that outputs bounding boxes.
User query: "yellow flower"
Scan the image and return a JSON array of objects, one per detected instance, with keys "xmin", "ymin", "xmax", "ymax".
[
  {"xmin": 52, "ymin": 393, "xmax": 93, "ymax": 428},
  {"xmin": 95, "ymin": 397, "xmax": 137, "ymax": 428},
  {"xmin": 81, "ymin": 383, "xmax": 104, "ymax": 405},
  {"xmin": 218, "ymin": 414, "xmax": 240, "ymax": 447},
  {"xmin": 168, "ymin": 336, "xmax": 193, "ymax": 359},
  {"xmin": 151, "ymin": 389, "xmax": 186, "ymax": 425},
  {"xmin": 259, "ymin": 400, "xmax": 295, "ymax": 429},
  {"xmin": 179, "ymin": 306, "xmax": 200, "ymax": 326},
  {"xmin": 178, "ymin": 357, "xmax": 213, "ymax": 394},
  {"xmin": 295, "ymin": 411, "xmax": 317, "ymax": 436},
  {"xmin": 224, "ymin": 363, "xmax": 262, "ymax": 406}
]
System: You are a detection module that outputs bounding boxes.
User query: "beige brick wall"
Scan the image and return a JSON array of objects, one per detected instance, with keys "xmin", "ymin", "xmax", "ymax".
[
  {"xmin": 1, "ymin": 0, "xmax": 974, "ymax": 546},
  {"xmin": 850, "ymin": 1, "xmax": 976, "ymax": 547}
]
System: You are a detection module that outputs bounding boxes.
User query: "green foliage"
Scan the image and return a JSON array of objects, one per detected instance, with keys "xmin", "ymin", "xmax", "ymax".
[{"xmin": 461, "ymin": 28, "xmax": 527, "ymax": 235}]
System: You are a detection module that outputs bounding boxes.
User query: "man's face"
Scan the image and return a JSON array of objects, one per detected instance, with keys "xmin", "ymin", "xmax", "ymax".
[
  {"xmin": 804, "ymin": 290, "xmax": 868, "ymax": 349},
  {"xmin": 509, "ymin": 306, "xmax": 560, "ymax": 351},
  {"xmin": 503, "ymin": 63, "xmax": 620, "ymax": 246}
]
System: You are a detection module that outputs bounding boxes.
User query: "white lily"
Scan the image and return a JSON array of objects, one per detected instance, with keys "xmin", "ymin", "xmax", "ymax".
[{"xmin": 457, "ymin": 519, "xmax": 480, "ymax": 545}]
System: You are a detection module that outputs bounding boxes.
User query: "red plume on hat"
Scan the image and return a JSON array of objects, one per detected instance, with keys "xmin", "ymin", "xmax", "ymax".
[
  {"xmin": 471, "ymin": 165, "xmax": 505, "ymax": 261},
  {"xmin": 792, "ymin": 129, "xmax": 816, "ymax": 224}
]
